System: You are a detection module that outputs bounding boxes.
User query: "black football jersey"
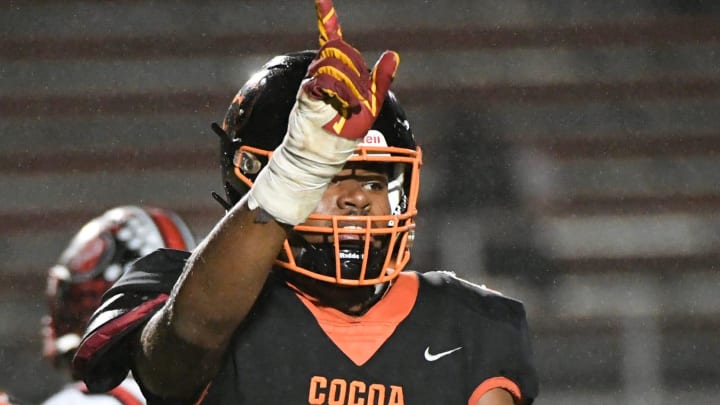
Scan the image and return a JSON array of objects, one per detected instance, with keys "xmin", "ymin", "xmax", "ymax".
[{"xmin": 76, "ymin": 249, "xmax": 538, "ymax": 405}]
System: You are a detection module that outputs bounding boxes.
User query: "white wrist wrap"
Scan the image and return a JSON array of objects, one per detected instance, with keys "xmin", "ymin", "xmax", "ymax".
[{"xmin": 248, "ymin": 86, "xmax": 360, "ymax": 225}]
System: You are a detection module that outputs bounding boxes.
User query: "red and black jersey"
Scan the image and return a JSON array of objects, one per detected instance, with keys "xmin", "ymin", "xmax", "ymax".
[{"xmin": 74, "ymin": 249, "xmax": 539, "ymax": 405}]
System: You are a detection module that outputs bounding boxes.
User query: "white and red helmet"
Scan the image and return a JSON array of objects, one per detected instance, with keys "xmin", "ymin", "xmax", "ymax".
[{"xmin": 41, "ymin": 206, "xmax": 196, "ymax": 366}]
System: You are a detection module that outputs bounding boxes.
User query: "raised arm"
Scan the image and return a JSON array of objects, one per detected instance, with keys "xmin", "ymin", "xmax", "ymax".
[
  {"xmin": 131, "ymin": 0, "xmax": 399, "ymax": 400},
  {"xmin": 133, "ymin": 201, "xmax": 287, "ymax": 399}
]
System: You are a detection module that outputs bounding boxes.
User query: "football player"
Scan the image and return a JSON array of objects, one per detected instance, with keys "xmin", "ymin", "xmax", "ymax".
[
  {"xmin": 72, "ymin": 1, "xmax": 539, "ymax": 404},
  {"xmin": 41, "ymin": 206, "xmax": 195, "ymax": 405}
]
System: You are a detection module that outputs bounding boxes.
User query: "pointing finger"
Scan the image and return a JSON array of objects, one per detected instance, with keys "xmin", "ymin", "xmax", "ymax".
[{"xmin": 316, "ymin": 0, "xmax": 343, "ymax": 46}]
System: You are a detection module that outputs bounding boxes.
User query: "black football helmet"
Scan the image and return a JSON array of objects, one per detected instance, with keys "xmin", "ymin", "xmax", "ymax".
[
  {"xmin": 215, "ymin": 50, "xmax": 422, "ymax": 286},
  {"xmin": 42, "ymin": 206, "xmax": 196, "ymax": 368}
]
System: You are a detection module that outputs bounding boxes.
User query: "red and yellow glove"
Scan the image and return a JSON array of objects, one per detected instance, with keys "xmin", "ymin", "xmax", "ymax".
[
  {"xmin": 303, "ymin": 0, "xmax": 399, "ymax": 139},
  {"xmin": 247, "ymin": 0, "xmax": 400, "ymax": 225}
]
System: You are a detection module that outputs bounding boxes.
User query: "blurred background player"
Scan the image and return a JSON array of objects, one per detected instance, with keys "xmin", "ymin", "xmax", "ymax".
[{"xmin": 40, "ymin": 206, "xmax": 196, "ymax": 405}]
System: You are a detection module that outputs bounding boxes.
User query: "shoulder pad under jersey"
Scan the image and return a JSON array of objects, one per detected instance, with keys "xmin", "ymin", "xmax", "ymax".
[
  {"xmin": 419, "ymin": 270, "xmax": 527, "ymax": 320},
  {"xmin": 72, "ymin": 248, "xmax": 190, "ymax": 392}
]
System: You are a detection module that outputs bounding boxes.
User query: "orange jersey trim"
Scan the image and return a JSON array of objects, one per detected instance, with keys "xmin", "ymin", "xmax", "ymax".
[
  {"xmin": 468, "ymin": 376, "xmax": 522, "ymax": 405},
  {"xmin": 295, "ymin": 272, "xmax": 419, "ymax": 366}
]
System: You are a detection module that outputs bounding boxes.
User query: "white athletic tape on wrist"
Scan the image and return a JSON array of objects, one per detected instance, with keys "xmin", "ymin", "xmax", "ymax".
[{"xmin": 248, "ymin": 86, "xmax": 360, "ymax": 225}]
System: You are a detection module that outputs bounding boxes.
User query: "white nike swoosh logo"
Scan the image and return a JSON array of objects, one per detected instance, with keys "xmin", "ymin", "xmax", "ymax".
[{"xmin": 424, "ymin": 346, "xmax": 463, "ymax": 361}]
